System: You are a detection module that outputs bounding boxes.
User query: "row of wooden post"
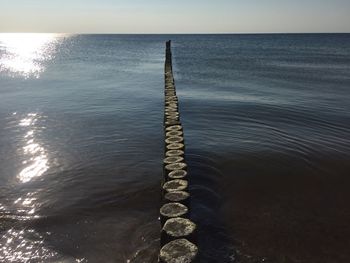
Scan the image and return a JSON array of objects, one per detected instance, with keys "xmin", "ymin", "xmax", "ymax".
[{"xmin": 158, "ymin": 41, "xmax": 199, "ymax": 263}]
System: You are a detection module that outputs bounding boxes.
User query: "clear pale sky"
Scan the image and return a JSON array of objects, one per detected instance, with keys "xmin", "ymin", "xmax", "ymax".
[{"xmin": 1, "ymin": 0, "xmax": 350, "ymax": 33}]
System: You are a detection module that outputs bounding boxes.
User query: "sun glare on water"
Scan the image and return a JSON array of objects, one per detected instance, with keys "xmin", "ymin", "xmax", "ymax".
[
  {"xmin": 0, "ymin": 33, "xmax": 61, "ymax": 78},
  {"xmin": 18, "ymin": 113, "xmax": 49, "ymax": 183}
]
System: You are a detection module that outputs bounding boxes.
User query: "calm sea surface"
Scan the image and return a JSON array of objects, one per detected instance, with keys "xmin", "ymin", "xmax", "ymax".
[{"xmin": 1, "ymin": 34, "xmax": 350, "ymax": 263}]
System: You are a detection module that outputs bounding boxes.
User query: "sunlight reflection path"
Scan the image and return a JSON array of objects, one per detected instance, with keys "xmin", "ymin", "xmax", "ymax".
[
  {"xmin": 0, "ymin": 228, "xmax": 57, "ymax": 262},
  {"xmin": 18, "ymin": 113, "xmax": 49, "ymax": 183},
  {"xmin": 0, "ymin": 111, "xmax": 56, "ymax": 262},
  {"xmin": 0, "ymin": 33, "xmax": 62, "ymax": 78}
]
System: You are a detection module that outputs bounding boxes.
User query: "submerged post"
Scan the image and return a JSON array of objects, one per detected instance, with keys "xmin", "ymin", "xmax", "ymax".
[{"xmin": 159, "ymin": 41, "xmax": 199, "ymax": 262}]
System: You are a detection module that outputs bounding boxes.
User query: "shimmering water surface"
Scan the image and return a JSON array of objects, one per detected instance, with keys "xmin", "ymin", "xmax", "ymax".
[{"xmin": 1, "ymin": 34, "xmax": 350, "ymax": 262}]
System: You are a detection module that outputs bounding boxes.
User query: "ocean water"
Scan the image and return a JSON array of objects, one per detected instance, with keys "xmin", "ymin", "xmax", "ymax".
[{"xmin": 0, "ymin": 34, "xmax": 350, "ymax": 263}]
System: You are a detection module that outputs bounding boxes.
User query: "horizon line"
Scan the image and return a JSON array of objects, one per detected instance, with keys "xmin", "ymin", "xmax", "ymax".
[{"xmin": 1, "ymin": 32, "xmax": 350, "ymax": 35}]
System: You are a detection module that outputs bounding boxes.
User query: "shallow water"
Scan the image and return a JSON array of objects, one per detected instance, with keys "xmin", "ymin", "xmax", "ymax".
[
  {"xmin": 0, "ymin": 34, "xmax": 164, "ymax": 262},
  {"xmin": 1, "ymin": 34, "xmax": 350, "ymax": 262},
  {"xmin": 172, "ymin": 34, "xmax": 350, "ymax": 263}
]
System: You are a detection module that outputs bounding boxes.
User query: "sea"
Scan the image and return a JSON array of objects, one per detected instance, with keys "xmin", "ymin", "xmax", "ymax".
[{"xmin": 0, "ymin": 34, "xmax": 350, "ymax": 263}]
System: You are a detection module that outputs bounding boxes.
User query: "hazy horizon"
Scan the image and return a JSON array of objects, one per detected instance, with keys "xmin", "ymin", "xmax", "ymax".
[
  {"xmin": 1, "ymin": 32, "xmax": 350, "ymax": 35},
  {"xmin": 1, "ymin": 0, "xmax": 350, "ymax": 33}
]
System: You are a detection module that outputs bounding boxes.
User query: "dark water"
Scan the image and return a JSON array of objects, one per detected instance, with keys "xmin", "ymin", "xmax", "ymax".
[{"xmin": 1, "ymin": 34, "xmax": 350, "ymax": 262}]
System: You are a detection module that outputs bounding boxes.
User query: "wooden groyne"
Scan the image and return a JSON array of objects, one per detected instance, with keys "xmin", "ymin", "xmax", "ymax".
[{"xmin": 159, "ymin": 41, "xmax": 199, "ymax": 263}]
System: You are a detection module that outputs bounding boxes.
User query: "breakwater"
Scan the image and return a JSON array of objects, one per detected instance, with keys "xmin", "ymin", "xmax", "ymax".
[{"xmin": 158, "ymin": 41, "xmax": 199, "ymax": 262}]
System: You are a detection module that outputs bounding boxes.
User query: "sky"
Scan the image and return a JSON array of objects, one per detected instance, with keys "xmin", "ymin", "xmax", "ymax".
[{"xmin": 0, "ymin": 0, "xmax": 350, "ymax": 33}]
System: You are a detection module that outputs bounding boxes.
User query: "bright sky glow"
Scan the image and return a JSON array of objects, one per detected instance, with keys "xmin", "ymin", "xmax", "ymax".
[{"xmin": 0, "ymin": 0, "xmax": 349, "ymax": 33}]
